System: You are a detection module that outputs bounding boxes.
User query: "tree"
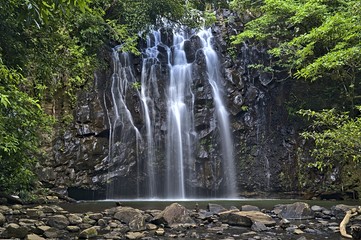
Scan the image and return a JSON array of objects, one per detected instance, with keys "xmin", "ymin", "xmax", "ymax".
[
  {"xmin": 0, "ymin": 61, "xmax": 52, "ymax": 193},
  {"xmin": 0, "ymin": 0, "xmax": 208, "ymax": 195},
  {"xmin": 230, "ymin": 0, "xmax": 361, "ymax": 111},
  {"xmin": 230, "ymin": 0, "xmax": 361, "ymax": 182},
  {"xmin": 298, "ymin": 108, "xmax": 361, "ymax": 171}
]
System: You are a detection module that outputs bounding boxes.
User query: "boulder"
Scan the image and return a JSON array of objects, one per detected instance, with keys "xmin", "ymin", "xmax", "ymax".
[
  {"xmin": 3, "ymin": 223, "xmax": 28, "ymax": 238},
  {"xmin": 331, "ymin": 204, "xmax": 358, "ymax": 219},
  {"xmin": 103, "ymin": 231, "xmax": 123, "ymax": 239},
  {"xmin": 251, "ymin": 221, "xmax": 268, "ymax": 232},
  {"xmin": 47, "ymin": 215, "xmax": 70, "ymax": 229},
  {"xmin": 219, "ymin": 210, "xmax": 276, "ymax": 227},
  {"xmin": 207, "ymin": 203, "xmax": 227, "ymax": 214},
  {"xmin": 27, "ymin": 233, "xmax": 46, "ymax": 240},
  {"xmin": 152, "ymin": 203, "xmax": 194, "ymax": 226},
  {"xmin": 125, "ymin": 231, "xmax": 145, "ymax": 239},
  {"xmin": 88, "ymin": 213, "xmax": 103, "ymax": 220},
  {"xmin": 273, "ymin": 202, "xmax": 314, "ymax": 220},
  {"xmin": 79, "ymin": 226, "xmax": 98, "ymax": 239},
  {"xmin": 67, "ymin": 225, "xmax": 81, "ymax": 232},
  {"xmin": 68, "ymin": 213, "xmax": 83, "ymax": 224},
  {"xmin": 34, "ymin": 225, "xmax": 51, "ymax": 235},
  {"xmin": 0, "ymin": 213, "xmax": 5, "ymax": 226},
  {"xmin": 219, "ymin": 210, "xmax": 252, "ymax": 227},
  {"xmin": 42, "ymin": 227, "xmax": 62, "ymax": 238},
  {"xmin": 113, "ymin": 207, "xmax": 146, "ymax": 231}
]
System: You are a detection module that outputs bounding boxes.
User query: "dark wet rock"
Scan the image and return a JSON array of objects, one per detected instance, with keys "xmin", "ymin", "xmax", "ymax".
[
  {"xmin": 83, "ymin": 215, "xmax": 97, "ymax": 225},
  {"xmin": 43, "ymin": 227, "xmax": 62, "ymax": 238},
  {"xmin": 219, "ymin": 210, "xmax": 275, "ymax": 227},
  {"xmin": 352, "ymin": 224, "xmax": 361, "ymax": 240},
  {"xmin": 79, "ymin": 226, "xmax": 98, "ymax": 239},
  {"xmin": 273, "ymin": 202, "xmax": 314, "ymax": 220},
  {"xmin": 98, "ymin": 218, "xmax": 107, "ymax": 227},
  {"xmin": 251, "ymin": 221, "xmax": 268, "ymax": 232},
  {"xmin": 279, "ymin": 218, "xmax": 291, "ymax": 228},
  {"xmin": 0, "ymin": 213, "xmax": 4, "ymax": 226},
  {"xmin": 79, "ymin": 223, "xmax": 94, "ymax": 229},
  {"xmin": 47, "ymin": 214, "xmax": 70, "ymax": 229},
  {"xmin": 34, "ymin": 225, "xmax": 51, "ymax": 235},
  {"xmin": 88, "ymin": 212, "xmax": 103, "ymax": 220},
  {"xmin": 331, "ymin": 204, "xmax": 357, "ymax": 219},
  {"xmin": 3, "ymin": 223, "xmax": 28, "ymax": 238},
  {"xmin": 152, "ymin": 203, "xmax": 194, "ymax": 226}
]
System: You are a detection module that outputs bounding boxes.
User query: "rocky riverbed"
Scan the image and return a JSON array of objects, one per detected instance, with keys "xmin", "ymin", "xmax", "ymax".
[{"xmin": 0, "ymin": 200, "xmax": 360, "ymax": 239}]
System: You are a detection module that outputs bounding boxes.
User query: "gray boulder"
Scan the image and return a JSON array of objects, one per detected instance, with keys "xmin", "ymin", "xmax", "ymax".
[
  {"xmin": 0, "ymin": 213, "xmax": 5, "ymax": 226},
  {"xmin": 47, "ymin": 215, "xmax": 70, "ymax": 229},
  {"xmin": 219, "ymin": 210, "xmax": 276, "ymax": 227},
  {"xmin": 152, "ymin": 203, "xmax": 194, "ymax": 226},
  {"xmin": 207, "ymin": 203, "xmax": 227, "ymax": 214},
  {"xmin": 273, "ymin": 202, "xmax": 314, "ymax": 220},
  {"xmin": 113, "ymin": 207, "xmax": 146, "ymax": 231},
  {"xmin": 79, "ymin": 226, "xmax": 98, "ymax": 239},
  {"xmin": 4, "ymin": 223, "xmax": 28, "ymax": 238}
]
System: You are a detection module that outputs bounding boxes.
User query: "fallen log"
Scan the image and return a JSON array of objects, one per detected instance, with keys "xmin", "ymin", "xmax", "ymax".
[{"xmin": 340, "ymin": 207, "xmax": 359, "ymax": 239}]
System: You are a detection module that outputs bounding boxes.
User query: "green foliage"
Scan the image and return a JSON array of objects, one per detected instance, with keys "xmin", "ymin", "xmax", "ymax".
[
  {"xmin": 231, "ymin": 0, "xmax": 361, "ymax": 111},
  {"xmin": 0, "ymin": 61, "xmax": 52, "ymax": 193},
  {"xmin": 231, "ymin": 0, "xmax": 361, "ymax": 180},
  {"xmin": 298, "ymin": 108, "xmax": 361, "ymax": 171},
  {"xmin": 131, "ymin": 82, "xmax": 142, "ymax": 91},
  {"xmin": 0, "ymin": 0, "xmax": 209, "ymax": 195}
]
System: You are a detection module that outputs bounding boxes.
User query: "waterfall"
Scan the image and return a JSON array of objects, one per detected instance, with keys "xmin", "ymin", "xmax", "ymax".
[
  {"xmin": 198, "ymin": 29, "xmax": 238, "ymax": 198},
  {"xmin": 106, "ymin": 27, "xmax": 238, "ymax": 199},
  {"xmin": 106, "ymin": 49, "xmax": 143, "ymax": 199}
]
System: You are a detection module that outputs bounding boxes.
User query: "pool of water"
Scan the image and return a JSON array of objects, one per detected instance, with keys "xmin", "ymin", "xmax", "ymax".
[{"xmin": 60, "ymin": 198, "xmax": 360, "ymax": 213}]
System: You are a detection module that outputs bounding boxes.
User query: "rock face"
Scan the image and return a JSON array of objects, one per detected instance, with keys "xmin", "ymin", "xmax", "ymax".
[{"xmin": 38, "ymin": 9, "xmax": 360, "ymax": 199}]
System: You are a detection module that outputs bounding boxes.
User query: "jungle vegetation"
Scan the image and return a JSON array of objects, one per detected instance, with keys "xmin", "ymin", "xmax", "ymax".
[{"xmin": 1, "ymin": 0, "xmax": 360, "ymax": 194}]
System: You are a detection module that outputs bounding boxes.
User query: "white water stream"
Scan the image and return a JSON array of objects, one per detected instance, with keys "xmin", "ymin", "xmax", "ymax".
[{"xmin": 107, "ymin": 28, "xmax": 237, "ymax": 199}]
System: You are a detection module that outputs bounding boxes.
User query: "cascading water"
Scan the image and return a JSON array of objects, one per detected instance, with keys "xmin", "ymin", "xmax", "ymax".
[
  {"xmin": 106, "ymin": 27, "xmax": 238, "ymax": 199},
  {"xmin": 198, "ymin": 29, "xmax": 237, "ymax": 198},
  {"xmin": 106, "ymin": 49, "xmax": 143, "ymax": 199}
]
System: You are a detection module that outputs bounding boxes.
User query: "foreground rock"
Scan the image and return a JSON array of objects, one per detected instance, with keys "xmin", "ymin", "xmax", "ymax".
[
  {"xmin": 152, "ymin": 202, "xmax": 194, "ymax": 226},
  {"xmin": 219, "ymin": 210, "xmax": 276, "ymax": 227},
  {"xmin": 273, "ymin": 202, "xmax": 314, "ymax": 219},
  {"xmin": 0, "ymin": 201, "xmax": 359, "ymax": 239}
]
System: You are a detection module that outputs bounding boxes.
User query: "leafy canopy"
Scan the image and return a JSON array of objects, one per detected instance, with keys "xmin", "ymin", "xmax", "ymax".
[
  {"xmin": 298, "ymin": 108, "xmax": 361, "ymax": 171},
  {"xmin": 231, "ymin": 0, "xmax": 361, "ymax": 88},
  {"xmin": 230, "ymin": 0, "xmax": 361, "ymax": 173}
]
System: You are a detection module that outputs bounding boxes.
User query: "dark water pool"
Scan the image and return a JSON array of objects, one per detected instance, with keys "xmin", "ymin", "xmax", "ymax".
[{"xmin": 60, "ymin": 198, "xmax": 360, "ymax": 213}]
